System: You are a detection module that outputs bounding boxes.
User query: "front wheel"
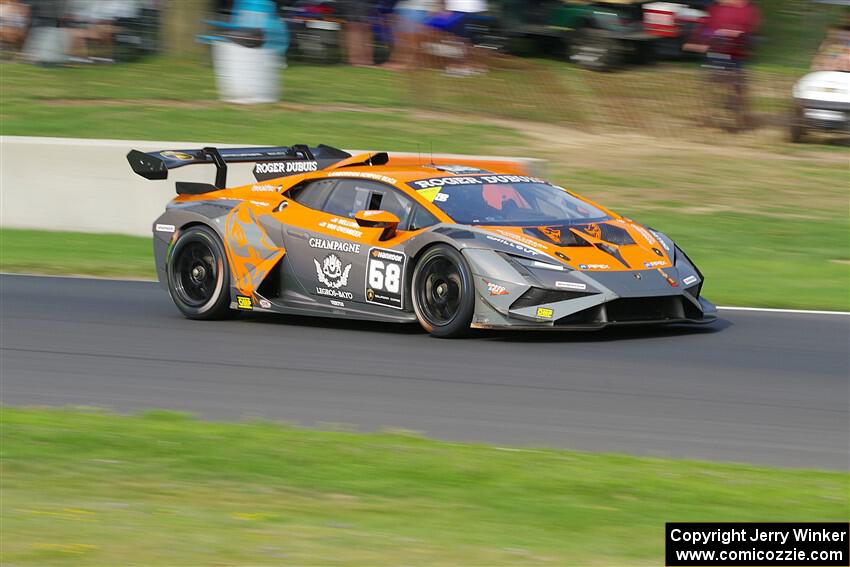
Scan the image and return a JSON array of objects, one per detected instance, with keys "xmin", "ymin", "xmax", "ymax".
[
  {"xmin": 411, "ymin": 245, "xmax": 475, "ymax": 338},
  {"xmin": 166, "ymin": 225, "xmax": 232, "ymax": 320}
]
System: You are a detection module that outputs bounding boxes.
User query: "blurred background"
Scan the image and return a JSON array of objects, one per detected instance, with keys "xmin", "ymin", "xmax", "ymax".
[
  {"xmin": 3, "ymin": 0, "xmax": 849, "ymax": 134},
  {"xmin": 1, "ymin": 2, "xmax": 849, "ymax": 565}
]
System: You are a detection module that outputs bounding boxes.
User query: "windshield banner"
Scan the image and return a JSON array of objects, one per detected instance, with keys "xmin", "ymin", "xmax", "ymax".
[{"xmin": 409, "ymin": 175, "xmax": 547, "ymax": 190}]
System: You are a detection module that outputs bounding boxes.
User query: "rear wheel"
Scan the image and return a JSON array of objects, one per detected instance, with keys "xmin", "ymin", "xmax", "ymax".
[
  {"xmin": 167, "ymin": 225, "xmax": 232, "ymax": 320},
  {"xmin": 411, "ymin": 245, "xmax": 475, "ymax": 338}
]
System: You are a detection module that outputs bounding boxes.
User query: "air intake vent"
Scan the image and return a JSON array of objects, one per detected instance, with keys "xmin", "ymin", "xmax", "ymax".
[
  {"xmin": 577, "ymin": 223, "xmax": 635, "ymax": 246},
  {"xmin": 523, "ymin": 227, "xmax": 592, "ymax": 247},
  {"xmin": 511, "ymin": 287, "xmax": 593, "ymax": 310},
  {"xmin": 604, "ymin": 297, "xmax": 684, "ymax": 323},
  {"xmin": 432, "ymin": 227, "xmax": 476, "ymax": 239}
]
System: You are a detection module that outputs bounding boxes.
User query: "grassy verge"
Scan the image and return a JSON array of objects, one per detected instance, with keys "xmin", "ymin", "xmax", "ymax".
[
  {"xmin": 0, "ymin": 229, "xmax": 154, "ymax": 279},
  {"xmin": 636, "ymin": 212, "xmax": 849, "ymax": 311},
  {"xmin": 0, "ymin": 55, "xmax": 823, "ymax": 139},
  {"xmin": 2, "ymin": 407, "xmax": 847, "ymax": 566},
  {"xmin": 0, "ymin": 105, "xmax": 525, "ymax": 156}
]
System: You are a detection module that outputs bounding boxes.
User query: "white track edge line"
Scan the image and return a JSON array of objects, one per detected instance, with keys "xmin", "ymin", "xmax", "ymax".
[
  {"xmin": 716, "ymin": 306, "xmax": 849, "ymax": 316},
  {"xmin": 0, "ymin": 272, "xmax": 157, "ymax": 282},
  {"xmin": 3, "ymin": 272, "xmax": 848, "ymax": 316}
]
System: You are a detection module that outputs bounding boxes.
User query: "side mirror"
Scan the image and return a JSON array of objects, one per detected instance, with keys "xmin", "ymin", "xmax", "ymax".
[{"xmin": 354, "ymin": 210, "xmax": 401, "ymax": 241}]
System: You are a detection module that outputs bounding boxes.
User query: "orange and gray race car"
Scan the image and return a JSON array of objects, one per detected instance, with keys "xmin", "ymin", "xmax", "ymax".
[{"xmin": 128, "ymin": 144, "xmax": 716, "ymax": 337}]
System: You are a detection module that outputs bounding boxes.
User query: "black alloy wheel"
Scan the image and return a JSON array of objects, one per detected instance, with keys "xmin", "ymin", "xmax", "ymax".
[
  {"xmin": 167, "ymin": 225, "xmax": 232, "ymax": 320},
  {"xmin": 412, "ymin": 245, "xmax": 475, "ymax": 338}
]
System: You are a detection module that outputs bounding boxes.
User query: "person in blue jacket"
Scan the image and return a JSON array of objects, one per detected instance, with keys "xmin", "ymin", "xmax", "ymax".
[{"xmin": 202, "ymin": 0, "xmax": 289, "ymax": 57}]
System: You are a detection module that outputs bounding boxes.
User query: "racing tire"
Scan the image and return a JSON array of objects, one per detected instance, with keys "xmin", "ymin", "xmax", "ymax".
[
  {"xmin": 411, "ymin": 245, "xmax": 475, "ymax": 338},
  {"xmin": 166, "ymin": 225, "xmax": 232, "ymax": 320}
]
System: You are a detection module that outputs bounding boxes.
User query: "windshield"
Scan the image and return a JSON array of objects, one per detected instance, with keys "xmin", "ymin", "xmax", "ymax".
[{"xmin": 417, "ymin": 181, "xmax": 610, "ymax": 226}]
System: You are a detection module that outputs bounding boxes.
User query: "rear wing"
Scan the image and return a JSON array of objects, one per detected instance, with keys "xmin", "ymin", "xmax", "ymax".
[{"xmin": 127, "ymin": 144, "xmax": 352, "ymax": 189}]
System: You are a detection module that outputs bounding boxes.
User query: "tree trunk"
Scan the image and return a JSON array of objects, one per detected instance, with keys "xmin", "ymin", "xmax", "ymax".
[{"xmin": 162, "ymin": 0, "xmax": 212, "ymax": 57}]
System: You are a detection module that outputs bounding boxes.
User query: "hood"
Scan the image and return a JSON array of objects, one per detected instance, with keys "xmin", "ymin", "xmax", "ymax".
[{"xmin": 476, "ymin": 219, "xmax": 674, "ymax": 273}]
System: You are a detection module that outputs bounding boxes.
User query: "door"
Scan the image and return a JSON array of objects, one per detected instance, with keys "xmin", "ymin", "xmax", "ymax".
[{"xmin": 274, "ymin": 177, "xmax": 422, "ymax": 312}]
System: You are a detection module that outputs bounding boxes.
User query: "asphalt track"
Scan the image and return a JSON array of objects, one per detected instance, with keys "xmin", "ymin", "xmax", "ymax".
[{"xmin": 2, "ymin": 275, "xmax": 848, "ymax": 470}]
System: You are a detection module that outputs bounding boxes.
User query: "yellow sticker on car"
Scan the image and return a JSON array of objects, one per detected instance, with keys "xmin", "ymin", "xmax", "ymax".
[
  {"xmin": 536, "ymin": 307, "xmax": 554, "ymax": 319},
  {"xmin": 161, "ymin": 151, "xmax": 193, "ymax": 161},
  {"xmin": 237, "ymin": 296, "xmax": 253, "ymax": 310},
  {"xmin": 416, "ymin": 187, "xmax": 443, "ymax": 203}
]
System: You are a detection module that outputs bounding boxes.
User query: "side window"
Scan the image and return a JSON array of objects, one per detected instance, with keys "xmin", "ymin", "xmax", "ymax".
[
  {"xmin": 379, "ymin": 190, "xmax": 414, "ymax": 225},
  {"xmin": 323, "ymin": 179, "xmax": 415, "ymax": 227},
  {"xmin": 323, "ymin": 180, "xmax": 374, "ymax": 218},
  {"xmin": 288, "ymin": 179, "xmax": 337, "ymax": 210},
  {"xmin": 409, "ymin": 206, "xmax": 440, "ymax": 231}
]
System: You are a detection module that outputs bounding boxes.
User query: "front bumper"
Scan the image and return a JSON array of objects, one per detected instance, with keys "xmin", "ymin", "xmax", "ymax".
[
  {"xmin": 465, "ymin": 248, "xmax": 717, "ymax": 330},
  {"xmin": 471, "ymin": 290, "xmax": 717, "ymax": 330}
]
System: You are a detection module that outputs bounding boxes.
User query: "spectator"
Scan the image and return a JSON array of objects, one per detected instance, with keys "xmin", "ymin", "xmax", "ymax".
[
  {"xmin": 0, "ymin": 0, "xmax": 31, "ymax": 54},
  {"xmin": 446, "ymin": 0, "xmax": 487, "ymax": 18},
  {"xmin": 384, "ymin": 0, "xmax": 437, "ymax": 70},
  {"xmin": 20, "ymin": 0, "xmax": 68, "ymax": 64},
  {"xmin": 339, "ymin": 0, "xmax": 375, "ymax": 67},
  {"xmin": 684, "ymin": 0, "xmax": 761, "ymax": 130},
  {"xmin": 25, "ymin": 0, "xmax": 66, "ymax": 28},
  {"xmin": 201, "ymin": 0, "xmax": 289, "ymax": 57},
  {"xmin": 427, "ymin": 0, "xmax": 487, "ymax": 39},
  {"xmin": 64, "ymin": 0, "xmax": 142, "ymax": 63},
  {"xmin": 425, "ymin": 0, "xmax": 489, "ymax": 76}
]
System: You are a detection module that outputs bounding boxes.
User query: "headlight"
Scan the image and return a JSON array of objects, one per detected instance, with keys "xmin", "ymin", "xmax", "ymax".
[{"xmin": 512, "ymin": 255, "xmax": 570, "ymax": 272}]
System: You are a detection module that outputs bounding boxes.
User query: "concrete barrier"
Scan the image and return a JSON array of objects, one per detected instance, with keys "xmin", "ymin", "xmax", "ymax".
[{"xmin": 0, "ymin": 136, "xmax": 544, "ymax": 237}]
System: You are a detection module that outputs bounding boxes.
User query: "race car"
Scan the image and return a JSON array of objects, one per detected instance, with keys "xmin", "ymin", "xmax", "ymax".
[{"xmin": 127, "ymin": 144, "xmax": 716, "ymax": 337}]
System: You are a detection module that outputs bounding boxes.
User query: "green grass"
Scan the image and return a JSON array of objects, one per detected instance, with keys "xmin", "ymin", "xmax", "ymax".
[
  {"xmin": 0, "ymin": 59, "xmax": 529, "ymax": 154},
  {"xmin": 0, "ymin": 54, "xmax": 819, "ymax": 136},
  {"xmin": 0, "ymin": 104, "xmax": 524, "ymax": 155},
  {"xmin": 2, "ymin": 407, "xmax": 847, "ymax": 566},
  {"xmin": 756, "ymin": 0, "xmax": 846, "ymax": 68},
  {"xmin": 0, "ymin": 58, "xmax": 406, "ymax": 106},
  {"xmin": 635, "ymin": 213, "xmax": 849, "ymax": 311},
  {"xmin": 0, "ymin": 229, "xmax": 154, "ymax": 278}
]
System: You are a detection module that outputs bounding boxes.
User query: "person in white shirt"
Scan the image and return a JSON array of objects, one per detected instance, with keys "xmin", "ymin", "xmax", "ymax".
[
  {"xmin": 65, "ymin": 0, "xmax": 139, "ymax": 62},
  {"xmin": 0, "ymin": 0, "xmax": 30, "ymax": 53},
  {"xmin": 444, "ymin": 0, "xmax": 486, "ymax": 13},
  {"xmin": 385, "ymin": 0, "xmax": 438, "ymax": 70}
]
